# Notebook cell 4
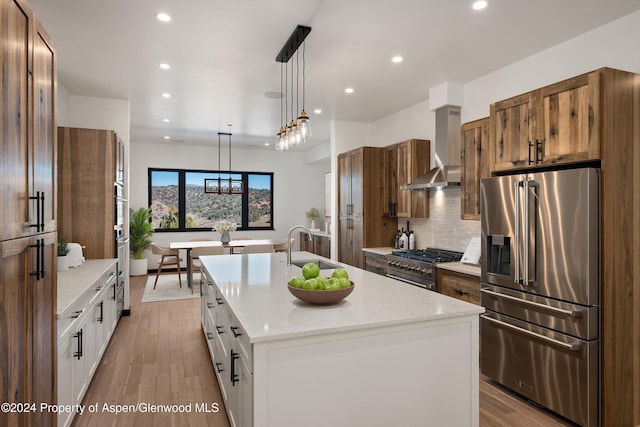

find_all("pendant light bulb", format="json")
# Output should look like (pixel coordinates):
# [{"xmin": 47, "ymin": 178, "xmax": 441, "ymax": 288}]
[{"xmin": 297, "ymin": 109, "xmax": 311, "ymax": 142}]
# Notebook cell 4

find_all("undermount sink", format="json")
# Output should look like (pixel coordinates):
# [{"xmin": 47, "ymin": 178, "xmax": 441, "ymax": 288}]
[{"xmin": 291, "ymin": 259, "xmax": 341, "ymax": 270}]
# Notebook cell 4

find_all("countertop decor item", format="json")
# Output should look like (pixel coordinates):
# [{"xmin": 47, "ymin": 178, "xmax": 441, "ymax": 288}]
[
  {"xmin": 57, "ymin": 234, "xmax": 71, "ymax": 272},
  {"xmin": 305, "ymin": 207, "xmax": 320, "ymax": 229},
  {"xmin": 287, "ymin": 281, "xmax": 354, "ymax": 305}
]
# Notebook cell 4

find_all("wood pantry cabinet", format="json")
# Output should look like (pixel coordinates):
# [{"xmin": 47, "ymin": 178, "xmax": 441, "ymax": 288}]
[
  {"xmin": 460, "ymin": 118, "xmax": 490, "ymax": 220},
  {"xmin": 382, "ymin": 139, "xmax": 430, "ymax": 218},
  {"xmin": 58, "ymin": 127, "xmax": 125, "ymax": 260},
  {"xmin": 490, "ymin": 69, "xmax": 602, "ymax": 172},
  {"xmin": 338, "ymin": 147, "xmax": 396, "ymax": 268},
  {"xmin": 0, "ymin": 1, "xmax": 57, "ymax": 426}
]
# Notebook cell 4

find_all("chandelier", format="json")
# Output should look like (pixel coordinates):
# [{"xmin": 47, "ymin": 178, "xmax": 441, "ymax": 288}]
[
  {"xmin": 204, "ymin": 132, "xmax": 242, "ymax": 194},
  {"xmin": 275, "ymin": 25, "xmax": 311, "ymax": 151}
]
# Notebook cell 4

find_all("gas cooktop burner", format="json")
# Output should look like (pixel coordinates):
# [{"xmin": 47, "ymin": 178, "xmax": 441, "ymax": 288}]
[{"xmin": 391, "ymin": 248, "xmax": 463, "ymax": 263}]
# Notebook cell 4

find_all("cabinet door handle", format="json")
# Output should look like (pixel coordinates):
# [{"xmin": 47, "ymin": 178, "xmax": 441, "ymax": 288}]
[
  {"xmin": 528, "ymin": 141, "xmax": 535, "ymax": 165},
  {"xmin": 29, "ymin": 191, "xmax": 43, "ymax": 232},
  {"xmin": 216, "ymin": 298, "xmax": 224, "ymax": 305},
  {"xmin": 95, "ymin": 285, "xmax": 104, "ymax": 292},
  {"xmin": 230, "ymin": 350, "xmax": 240, "ymax": 386},
  {"xmin": 74, "ymin": 329, "xmax": 83, "ymax": 360},
  {"xmin": 453, "ymin": 288, "xmax": 469, "ymax": 297},
  {"xmin": 112, "ymin": 284, "xmax": 117, "ymax": 301},
  {"xmin": 535, "ymin": 139, "xmax": 542, "ymax": 163},
  {"xmin": 30, "ymin": 239, "xmax": 42, "ymax": 280},
  {"xmin": 206, "ymin": 332, "xmax": 214, "ymax": 340},
  {"xmin": 215, "ymin": 362, "xmax": 224, "ymax": 373},
  {"xmin": 207, "ymin": 302, "xmax": 214, "ymax": 309},
  {"xmin": 230, "ymin": 326, "xmax": 242, "ymax": 338},
  {"xmin": 216, "ymin": 326, "xmax": 224, "ymax": 335},
  {"xmin": 98, "ymin": 301, "xmax": 104, "ymax": 323},
  {"xmin": 70, "ymin": 310, "xmax": 84, "ymax": 319}
]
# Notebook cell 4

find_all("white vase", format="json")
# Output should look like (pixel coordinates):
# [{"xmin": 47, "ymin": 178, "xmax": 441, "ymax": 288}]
[
  {"xmin": 130, "ymin": 258, "xmax": 148, "ymax": 276},
  {"xmin": 220, "ymin": 231, "xmax": 231, "ymax": 244},
  {"xmin": 57, "ymin": 256, "xmax": 69, "ymax": 272},
  {"xmin": 310, "ymin": 219, "xmax": 316, "ymax": 230}
]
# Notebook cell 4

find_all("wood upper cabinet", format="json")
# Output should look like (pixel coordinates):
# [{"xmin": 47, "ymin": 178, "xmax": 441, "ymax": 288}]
[
  {"xmin": 0, "ymin": 0, "xmax": 56, "ymax": 241},
  {"xmin": 461, "ymin": 118, "xmax": 490, "ymax": 220},
  {"xmin": 490, "ymin": 69, "xmax": 602, "ymax": 172},
  {"xmin": 489, "ymin": 91, "xmax": 538, "ymax": 171},
  {"xmin": 382, "ymin": 139, "xmax": 430, "ymax": 218},
  {"xmin": 338, "ymin": 147, "xmax": 395, "ymax": 268}
]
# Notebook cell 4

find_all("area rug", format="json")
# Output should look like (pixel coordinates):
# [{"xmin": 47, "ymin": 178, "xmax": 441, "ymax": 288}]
[{"xmin": 141, "ymin": 274, "xmax": 201, "ymax": 303}]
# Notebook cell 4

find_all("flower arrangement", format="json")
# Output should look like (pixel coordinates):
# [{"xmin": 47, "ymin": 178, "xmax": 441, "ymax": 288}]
[
  {"xmin": 213, "ymin": 220, "xmax": 238, "ymax": 233},
  {"xmin": 305, "ymin": 207, "xmax": 320, "ymax": 220}
]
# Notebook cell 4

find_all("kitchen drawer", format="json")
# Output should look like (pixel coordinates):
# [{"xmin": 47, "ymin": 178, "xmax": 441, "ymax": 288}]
[
  {"xmin": 437, "ymin": 268, "xmax": 480, "ymax": 305},
  {"xmin": 228, "ymin": 311, "xmax": 252, "ymax": 370},
  {"xmin": 364, "ymin": 251, "xmax": 389, "ymax": 276}
]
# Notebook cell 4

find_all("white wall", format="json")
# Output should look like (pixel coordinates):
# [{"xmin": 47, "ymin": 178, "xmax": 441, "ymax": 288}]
[
  {"xmin": 463, "ymin": 9, "xmax": 640, "ymax": 122},
  {"xmin": 129, "ymin": 142, "xmax": 327, "ymax": 267}
]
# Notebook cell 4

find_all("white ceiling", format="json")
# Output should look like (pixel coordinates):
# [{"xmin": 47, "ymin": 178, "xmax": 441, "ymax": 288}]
[{"xmin": 29, "ymin": 0, "xmax": 640, "ymax": 151}]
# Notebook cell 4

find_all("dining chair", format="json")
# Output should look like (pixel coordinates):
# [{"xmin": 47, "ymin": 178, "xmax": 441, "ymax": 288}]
[
  {"xmin": 273, "ymin": 238, "xmax": 294, "ymax": 253},
  {"xmin": 150, "ymin": 242, "xmax": 183, "ymax": 289},
  {"xmin": 242, "ymin": 244, "xmax": 275, "ymax": 254},
  {"xmin": 191, "ymin": 246, "xmax": 225, "ymax": 292}
]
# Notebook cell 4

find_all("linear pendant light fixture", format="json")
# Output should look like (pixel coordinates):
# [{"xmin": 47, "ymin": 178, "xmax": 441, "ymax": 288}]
[
  {"xmin": 275, "ymin": 25, "xmax": 311, "ymax": 151},
  {"xmin": 205, "ymin": 132, "xmax": 242, "ymax": 194}
]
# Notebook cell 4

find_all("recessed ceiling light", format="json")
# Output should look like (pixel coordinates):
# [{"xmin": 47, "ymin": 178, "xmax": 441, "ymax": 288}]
[
  {"xmin": 391, "ymin": 56, "xmax": 403, "ymax": 63},
  {"xmin": 345, "ymin": 87, "xmax": 354, "ymax": 94},
  {"xmin": 159, "ymin": 63, "xmax": 171, "ymax": 70},
  {"xmin": 162, "ymin": 93, "xmax": 171, "ymax": 98},
  {"xmin": 156, "ymin": 12, "xmax": 171, "ymax": 22},
  {"xmin": 264, "ymin": 142, "xmax": 270, "ymax": 146},
  {"xmin": 162, "ymin": 118, "xmax": 170, "ymax": 123},
  {"xmin": 164, "ymin": 136, "xmax": 170, "ymax": 140},
  {"xmin": 472, "ymin": 1, "xmax": 488, "ymax": 10},
  {"xmin": 313, "ymin": 109, "xmax": 322, "ymax": 114}
]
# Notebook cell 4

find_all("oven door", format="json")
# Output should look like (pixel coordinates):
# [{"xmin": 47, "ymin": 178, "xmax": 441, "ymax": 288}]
[{"xmin": 481, "ymin": 311, "xmax": 598, "ymax": 427}]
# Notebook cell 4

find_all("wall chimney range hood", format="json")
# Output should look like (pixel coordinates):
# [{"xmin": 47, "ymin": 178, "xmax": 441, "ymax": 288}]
[{"xmin": 401, "ymin": 106, "xmax": 461, "ymax": 190}]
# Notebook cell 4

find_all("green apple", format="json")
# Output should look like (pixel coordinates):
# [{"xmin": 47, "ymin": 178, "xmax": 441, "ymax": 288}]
[
  {"xmin": 316, "ymin": 276, "xmax": 329, "ymax": 289},
  {"xmin": 337, "ymin": 278, "xmax": 351, "ymax": 289},
  {"xmin": 302, "ymin": 262, "xmax": 321, "ymax": 279},
  {"xmin": 331, "ymin": 268, "xmax": 349, "ymax": 280},
  {"xmin": 324, "ymin": 278, "xmax": 341, "ymax": 291},
  {"xmin": 302, "ymin": 278, "xmax": 322, "ymax": 290},
  {"xmin": 290, "ymin": 276, "xmax": 305, "ymax": 288}
]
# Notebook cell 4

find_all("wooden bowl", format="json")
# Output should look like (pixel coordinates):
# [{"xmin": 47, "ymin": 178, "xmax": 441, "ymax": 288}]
[{"xmin": 287, "ymin": 281, "xmax": 355, "ymax": 305}]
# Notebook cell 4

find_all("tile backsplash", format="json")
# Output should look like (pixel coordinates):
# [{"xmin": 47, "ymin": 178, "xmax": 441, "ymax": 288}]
[{"xmin": 408, "ymin": 187, "xmax": 480, "ymax": 252}]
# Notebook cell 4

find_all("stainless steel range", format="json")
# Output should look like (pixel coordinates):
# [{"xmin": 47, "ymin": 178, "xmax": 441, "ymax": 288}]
[{"xmin": 386, "ymin": 248, "xmax": 463, "ymax": 290}]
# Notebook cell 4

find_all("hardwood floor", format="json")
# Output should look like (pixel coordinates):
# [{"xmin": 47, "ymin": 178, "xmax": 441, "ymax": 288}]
[{"xmin": 74, "ymin": 275, "xmax": 576, "ymax": 427}]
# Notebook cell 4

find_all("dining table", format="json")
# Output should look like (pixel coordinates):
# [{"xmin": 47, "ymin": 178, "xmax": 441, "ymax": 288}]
[{"xmin": 169, "ymin": 239, "xmax": 277, "ymax": 290}]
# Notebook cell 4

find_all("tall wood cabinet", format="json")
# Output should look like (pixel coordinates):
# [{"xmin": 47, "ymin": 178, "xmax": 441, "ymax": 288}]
[
  {"xmin": 338, "ymin": 147, "xmax": 396, "ymax": 268},
  {"xmin": 58, "ymin": 127, "xmax": 125, "ymax": 260},
  {"xmin": 0, "ymin": 0, "xmax": 57, "ymax": 425},
  {"xmin": 460, "ymin": 118, "xmax": 490, "ymax": 220},
  {"xmin": 382, "ymin": 139, "xmax": 430, "ymax": 218}
]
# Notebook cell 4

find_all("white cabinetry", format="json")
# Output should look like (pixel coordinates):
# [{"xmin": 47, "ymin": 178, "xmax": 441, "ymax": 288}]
[
  {"xmin": 57, "ymin": 261, "xmax": 118, "ymax": 427},
  {"xmin": 201, "ymin": 268, "xmax": 253, "ymax": 427}
]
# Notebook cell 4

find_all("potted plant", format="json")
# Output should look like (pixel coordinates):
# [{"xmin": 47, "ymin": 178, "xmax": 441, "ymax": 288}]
[
  {"xmin": 305, "ymin": 207, "xmax": 320, "ymax": 230},
  {"xmin": 129, "ymin": 207, "xmax": 154, "ymax": 276},
  {"xmin": 57, "ymin": 234, "xmax": 71, "ymax": 271}
]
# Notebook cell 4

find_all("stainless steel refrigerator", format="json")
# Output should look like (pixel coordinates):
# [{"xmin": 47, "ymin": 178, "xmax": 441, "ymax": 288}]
[{"xmin": 480, "ymin": 167, "xmax": 600, "ymax": 427}]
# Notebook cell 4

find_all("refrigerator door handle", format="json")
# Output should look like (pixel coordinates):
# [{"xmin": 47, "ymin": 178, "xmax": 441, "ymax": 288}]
[
  {"xmin": 523, "ymin": 180, "xmax": 529, "ymax": 286},
  {"xmin": 481, "ymin": 314, "xmax": 583, "ymax": 351},
  {"xmin": 513, "ymin": 181, "xmax": 521, "ymax": 285},
  {"xmin": 480, "ymin": 288, "xmax": 584, "ymax": 317}
]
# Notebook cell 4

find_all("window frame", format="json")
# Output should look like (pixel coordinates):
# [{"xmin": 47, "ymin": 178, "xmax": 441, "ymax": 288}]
[{"xmin": 148, "ymin": 167, "xmax": 274, "ymax": 232}]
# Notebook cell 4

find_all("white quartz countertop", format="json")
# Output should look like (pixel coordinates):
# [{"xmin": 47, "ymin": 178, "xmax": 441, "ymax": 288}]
[
  {"xmin": 309, "ymin": 230, "xmax": 331, "ymax": 238},
  {"xmin": 200, "ymin": 251, "xmax": 483, "ymax": 343},
  {"xmin": 437, "ymin": 261, "xmax": 481, "ymax": 277},
  {"xmin": 362, "ymin": 247, "xmax": 394, "ymax": 255},
  {"xmin": 57, "ymin": 259, "xmax": 117, "ymax": 317}
]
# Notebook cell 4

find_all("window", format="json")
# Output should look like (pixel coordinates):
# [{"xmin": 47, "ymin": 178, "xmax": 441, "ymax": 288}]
[{"xmin": 149, "ymin": 168, "xmax": 273, "ymax": 232}]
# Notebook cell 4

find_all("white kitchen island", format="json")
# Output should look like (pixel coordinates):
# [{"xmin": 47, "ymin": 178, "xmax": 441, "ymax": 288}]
[{"xmin": 199, "ymin": 251, "xmax": 484, "ymax": 427}]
